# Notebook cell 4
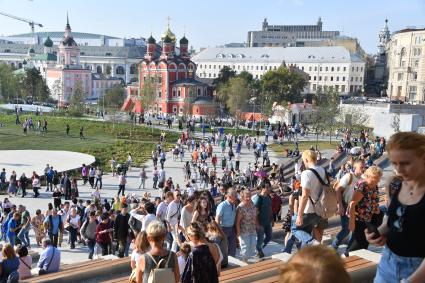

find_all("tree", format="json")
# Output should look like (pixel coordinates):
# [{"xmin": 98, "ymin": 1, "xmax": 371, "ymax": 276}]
[
  {"xmin": 68, "ymin": 80, "xmax": 85, "ymax": 116},
  {"xmin": 213, "ymin": 66, "xmax": 236, "ymax": 87},
  {"xmin": 260, "ymin": 66, "xmax": 307, "ymax": 113},
  {"xmin": 51, "ymin": 78, "xmax": 63, "ymax": 105},
  {"xmin": 391, "ymin": 112, "xmax": 401, "ymax": 133},
  {"xmin": 104, "ymin": 84, "xmax": 125, "ymax": 107},
  {"xmin": 140, "ymin": 74, "xmax": 156, "ymax": 115},
  {"xmin": 0, "ymin": 63, "xmax": 22, "ymax": 102},
  {"xmin": 22, "ymin": 68, "xmax": 49, "ymax": 101},
  {"xmin": 310, "ymin": 87, "xmax": 340, "ymax": 149},
  {"xmin": 218, "ymin": 77, "xmax": 250, "ymax": 125},
  {"xmin": 182, "ymin": 85, "xmax": 196, "ymax": 119}
]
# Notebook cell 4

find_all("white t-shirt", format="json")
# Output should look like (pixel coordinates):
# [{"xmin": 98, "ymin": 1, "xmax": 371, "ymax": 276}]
[
  {"xmin": 301, "ymin": 165, "xmax": 327, "ymax": 214},
  {"xmin": 156, "ymin": 201, "xmax": 168, "ymax": 221},
  {"xmin": 178, "ymin": 255, "xmax": 187, "ymax": 276},
  {"xmin": 141, "ymin": 214, "xmax": 156, "ymax": 231},
  {"xmin": 69, "ymin": 215, "xmax": 80, "ymax": 228},
  {"xmin": 131, "ymin": 250, "xmax": 143, "ymax": 268},
  {"xmin": 339, "ymin": 173, "xmax": 361, "ymax": 205}
]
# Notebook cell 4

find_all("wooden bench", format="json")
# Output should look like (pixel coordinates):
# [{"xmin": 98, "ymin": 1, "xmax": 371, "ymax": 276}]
[
  {"xmin": 250, "ymin": 255, "xmax": 376, "ymax": 283},
  {"xmin": 23, "ymin": 257, "xmax": 131, "ymax": 283},
  {"xmin": 219, "ymin": 258, "xmax": 284, "ymax": 283}
]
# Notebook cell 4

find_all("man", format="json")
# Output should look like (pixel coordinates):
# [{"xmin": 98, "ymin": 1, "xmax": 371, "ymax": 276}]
[
  {"xmin": 94, "ymin": 167, "xmax": 103, "ymax": 189},
  {"xmin": 46, "ymin": 166, "xmax": 54, "ymax": 192},
  {"xmin": 165, "ymin": 191, "xmax": 182, "ymax": 251},
  {"xmin": 295, "ymin": 150, "xmax": 328, "ymax": 242},
  {"xmin": 0, "ymin": 168, "xmax": 6, "ymax": 190},
  {"xmin": 156, "ymin": 192, "xmax": 173, "ymax": 222},
  {"xmin": 17, "ymin": 205, "xmax": 31, "ymax": 247},
  {"xmin": 215, "ymin": 188, "xmax": 237, "ymax": 257},
  {"xmin": 66, "ymin": 124, "xmax": 70, "ymax": 136},
  {"xmin": 44, "ymin": 209, "xmax": 63, "ymax": 247},
  {"xmin": 7, "ymin": 212, "xmax": 21, "ymax": 246},
  {"xmin": 60, "ymin": 173, "xmax": 71, "ymax": 200},
  {"xmin": 58, "ymin": 202, "xmax": 70, "ymax": 247},
  {"xmin": 118, "ymin": 172, "xmax": 126, "ymax": 196},
  {"xmin": 114, "ymin": 204, "xmax": 130, "ymax": 258},
  {"xmin": 332, "ymin": 160, "xmax": 365, "ymax": 249},
  {"xmin": 38, "ymin": 239, "xmax": 60, "ymax": 274},
  {"xmin": 253, "ymin": 185, "xmax": 273, "ymax": 258},
  {"xmin": 128, "ymin": 203, "xmax": 144, "ymax": 236}
]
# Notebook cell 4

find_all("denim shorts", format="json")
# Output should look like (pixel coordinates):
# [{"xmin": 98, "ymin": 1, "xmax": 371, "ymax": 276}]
[{"xmin": 374, "ymin": 246, "xmax": 423, "ymax": 283}]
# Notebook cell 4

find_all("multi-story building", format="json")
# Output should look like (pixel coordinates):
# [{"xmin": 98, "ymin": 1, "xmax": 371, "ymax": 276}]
[
  {"xmin": 122, "ymin": 27, "xmax": 215, "ymax": 117},
  {"xmin": 247, "ymin": 18, "xmax": 340, "ymax": 47},
  {"xmin": 192, "ymin": 46, "xmax": 365, "ymax": 95},
  {"xmin": 386, "ymin": 28, "xmax": 425, "ymax": 103}
]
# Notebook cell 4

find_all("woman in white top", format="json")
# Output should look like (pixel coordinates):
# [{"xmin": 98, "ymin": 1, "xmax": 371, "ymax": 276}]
[
  {"xmin": 130, "ymin": 231, "xmax": 149, "ymax": 269},
  {"xmin": 66, "ymin": 207, "xmax": 81, "ymax": 249}
]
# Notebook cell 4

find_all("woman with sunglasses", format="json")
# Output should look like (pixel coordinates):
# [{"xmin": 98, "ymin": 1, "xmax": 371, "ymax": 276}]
[
  {"xmin": 366, "ymin": 132, "xmax": 425, "ymax": 283},
  {"xmin": 346, "ymin": 165, "xmax": 383, "ymax": 254}
]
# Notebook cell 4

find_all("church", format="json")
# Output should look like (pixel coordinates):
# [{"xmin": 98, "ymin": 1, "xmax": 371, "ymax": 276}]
[{"xmin": 122, "ymin": 26, "xmax": 215, "ymax": 117}]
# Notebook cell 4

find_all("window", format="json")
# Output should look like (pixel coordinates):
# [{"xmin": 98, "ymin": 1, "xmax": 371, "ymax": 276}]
[
  {"xmin": 313, "ymin": 84, "xmax": 316, "ymax": 91},
  {"xmin": 341, "ymin": 85, "xmax": 346, "ymax": 92},
  {"xmin": 173, "ymin": 106, "xmax": 177, "ymax": 113},
  {"xmin": 330, "ymin": 76, "xmax": 333, "ymax": 81},
  {"xmin": 343, "ymin": 67, "xmax": 346, "ymax": 72},
  {"xmin": 336, "ymin": 76, "xmax": 339, "ymax": 81},
  {"xmin": 116, "ymin": 66, "xmax": 125, "ymax": 75},
  {"xmin": 313, "ymin": 76, "xmax": 316, "ymax": 81},
  {"xmin": 331, "ymin": 67, "xmax": 334, "ymax": 72},
  {"xmin": 337, "ymin": 67, "xmax": 340, "ymax": 71},
  {"xmin": 301, "ymin": 66, "xmax": 304, "ymax": 71},
  {"xmin": 414, "ymin": 60, "xmax": 419, "ymax": 68},
  {"xmin": 320, "ymin": 67, "xmax": 322, "ymax": 71},
  {"xmin": 342, "ymin": 77, "xmax": 346, "ymax": 81},
  {"xmin": 324, "ymin": 76, "xmax": 328, "ymax": 81},
  {"xmin": 308, "ymin": 76, "xmax": 311, "ymax": 80},
  {"xmin": 130, "ymin": 64, "xmax": 136, "ymax": 74},
  {"xmin": 213, "ymin": 65, "xmax": 216, "ymax": 69},
  {"xmin": 172, "ymin": 89, "xmax": 176, "ymax": 97},
  {"xmin": 413, "ymin": 72, "xmax": 418, "ymax": 81},
  {"xmin": 409, "ymin": 86, "xmax": 417, "ymax": 101},
  {"xmin": 398, "ymin": 73, "xmax": 403, "ymax": 81},
  {"xmin": 355, "ymin": 77, "xmax": 358, "ymax": 82},
  {"xmin": 356, "ymin": 67, "xmax": 359, "ymax": 72},
  {"xmin": 351, "ymin": 77, "xmax": 353, "ymax": 82},
  {"xmin": 198, "ymin": 88, "xmax": 201, "ymax": 96},
  {"xmin": 325, "ymin": 67, "xmax": 328, "ymax": 71},
  {"xmin": 256, "ymin": 66, "xmax": 259, "ymax": 70},
  {"xmin": 319, "ymin": 76, "xmax": 322, "ymax": 81},
  {"xmin": 158, "ymin": 91, "xmax": 162, "ymax": 98},
  {"xmin": 314, "ymin": 67, "xmax": 317, "ymax": 71},
  {"xmin": 309, "ymin": 66, "xmax": 312, "ymax": 71},
  {"xmin": 177, "ymin": 90, "xmax": 181, "ymax": 97},
  {"xmin": 260, "ymin": 66, "xmax": 263, "ymax": 70},
  {"xmin": 335, "ymin": 85, "xmax": 339, "ymax": 91}
]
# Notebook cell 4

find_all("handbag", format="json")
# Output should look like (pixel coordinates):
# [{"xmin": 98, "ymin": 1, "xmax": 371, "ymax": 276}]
[{"xmin": 128, "ymin": 268, "xmax": 137, "ymax": 283}]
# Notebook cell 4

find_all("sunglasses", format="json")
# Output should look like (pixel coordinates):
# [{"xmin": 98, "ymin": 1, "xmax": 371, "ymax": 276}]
[
  {"xmin": 176, "ymin": 194, "xmax": 181, "ymax": 197},
  {"xmin": 393, "ymin": 205, "xmax": 406, "ymax": 232}
]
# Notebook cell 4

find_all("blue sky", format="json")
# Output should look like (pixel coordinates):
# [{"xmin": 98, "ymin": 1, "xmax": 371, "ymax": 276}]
[{"xmin": 0, "ymin": 0, "xmax": 424, "ymax": 54}]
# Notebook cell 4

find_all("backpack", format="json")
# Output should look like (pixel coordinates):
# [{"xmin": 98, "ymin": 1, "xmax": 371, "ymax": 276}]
[
  {"xmin": 308, "ymin": 168, "xmax": 338, "ymax": 219},
  {"xmin": 7, "ymin": 270, "xmax": 19, "ymax": 283},
  {"xmin": 146, "ymin": 252, "xmax": 174, "ymax": 283}
]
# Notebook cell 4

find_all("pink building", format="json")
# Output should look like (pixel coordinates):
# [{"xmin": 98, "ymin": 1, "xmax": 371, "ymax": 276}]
[{"xmin": 46, "ymin": 15, "xmax": 91, "ymax": 105}]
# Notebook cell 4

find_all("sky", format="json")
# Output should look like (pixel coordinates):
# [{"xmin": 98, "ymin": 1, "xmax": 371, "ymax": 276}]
[{"xmin": 0, "ymin": 0, "xmax": 424, "ymax": 54}]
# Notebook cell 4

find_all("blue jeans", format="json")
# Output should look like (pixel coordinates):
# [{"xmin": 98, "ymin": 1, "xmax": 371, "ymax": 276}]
[
  {"xmin": 222, "ymin": 226, "xmax": 237, "ymax": 257},
  {"xmin": 283, "ymin": 214, "xmax": 315, "ymax": 254},
  {"xmin": 17, "ymin": 226, "xmax": 30, "ymax": 247},
  {"xmin": 239, "ymin": 233, "xmax": 256, "ymax": 260},
  {"xmin": 256, "ymin": 224, "xmax": 272, "ymax": 253},
  {"xmin": 374, "ymin": 246, "xmax": 423, "ymax": 283},
  {"xmin": 331, "ymin": 214, "xmax": 349, "ymax": 249},
  {"xmin": 7, "ymin": 234, "xmax": 16, "ymax": 247},
  {"xmin": 87, "ymin": 239, "xmax": 95, "ymax": 259}
]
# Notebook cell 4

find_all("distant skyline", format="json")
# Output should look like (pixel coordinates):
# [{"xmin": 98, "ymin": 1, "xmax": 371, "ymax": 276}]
[{"xmin": 0, "ymin": 0, "xmax": 424, "ymax": 54}]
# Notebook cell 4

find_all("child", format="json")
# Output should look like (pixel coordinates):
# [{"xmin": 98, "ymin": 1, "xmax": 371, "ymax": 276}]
[{"xmin": 177, "ymin": 242, "xmax": 191, "ymax": 276}]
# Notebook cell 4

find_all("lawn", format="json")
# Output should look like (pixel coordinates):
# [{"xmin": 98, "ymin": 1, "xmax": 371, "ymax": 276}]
[
  {"xmin": 0, "ymin": 114, "xmax": 180, "ymax": 170},
  {"xmin": 270, "ymin": 140, "xmax": 338, "ymax": 156}
]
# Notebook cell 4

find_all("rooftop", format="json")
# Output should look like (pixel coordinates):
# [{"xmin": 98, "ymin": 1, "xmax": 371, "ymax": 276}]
[
  {"xmin": 6, "ymin": 31, "xmax": 121, "ymax": 40},
  {"xmin": 192, "ymin": 46, "xmax": 363, "ymax": 63}
]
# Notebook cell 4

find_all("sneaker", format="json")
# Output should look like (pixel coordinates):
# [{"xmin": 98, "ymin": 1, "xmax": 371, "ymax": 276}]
[{"xmin": 257, "ymin": 251, "xmax": 265, "ymax": 258}]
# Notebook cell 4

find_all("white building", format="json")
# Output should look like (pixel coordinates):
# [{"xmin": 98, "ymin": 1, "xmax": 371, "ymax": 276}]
[{"xmin": 192, "ymin": 46, "xmax": 365, "ymax": 94}]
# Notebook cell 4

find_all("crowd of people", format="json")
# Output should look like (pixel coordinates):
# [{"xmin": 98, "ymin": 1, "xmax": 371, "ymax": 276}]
[{"xmin": 0, "ymin": 120, "xmax": 424, "ymax": 283}]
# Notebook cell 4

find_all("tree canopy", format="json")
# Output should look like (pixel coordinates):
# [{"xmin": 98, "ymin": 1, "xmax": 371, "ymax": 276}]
[
  {"xmin": 104, "ymin": 84, "xmax": 125, "ymax": 107},
  {"xmin": 213, "ymin": 66, "xmax": 236, "ymax": 87}
]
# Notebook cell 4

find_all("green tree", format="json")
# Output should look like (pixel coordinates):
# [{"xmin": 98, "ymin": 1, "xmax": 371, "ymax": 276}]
[
  {"xmin": 140, "ymin": 74, "xmax": 157, "ymax": 114},
  {"xmin": 0, "ymin": 63, "xmax": 21, "ymax": 102},
  {"xmin": 68, "ymin": 80, "xmax": 85, "ymax": 116},
  {"xmin": 218, "ymin": 77, "xmax": 250, "ymax": 125},
  {"xmin": 213, "ymin": 66, "xmax": 236, "ymax": 87},
  {"xmin": 260, "ymin": 66, "xmax": 307, "ymax": 113},
  {"xmin": 310, "ymin": 87, "xmax": 340, "ymax": 148},
  {"xmin": 104, "ymin": 84, "xmax": 125, "ymax": 107},
  {"xmin": 22, "ymin": 68, "xmax": 49, "ymax": 101}
]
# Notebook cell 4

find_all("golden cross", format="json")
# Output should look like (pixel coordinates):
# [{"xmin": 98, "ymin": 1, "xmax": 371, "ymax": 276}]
[{"xmin": 166, "ymin": 16, "xmax": 171, "ymax": 29}]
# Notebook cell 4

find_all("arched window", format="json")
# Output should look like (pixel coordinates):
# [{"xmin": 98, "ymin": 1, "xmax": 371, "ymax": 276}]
[
  {"xmin": 130, "ymin": 64, "xmax": 137, "ymax": 74},
  {"xmin": 105, "ymin": 65, "xmax": 112, "ymax": 75},
  {"xmin": 197, "ymin": 88, "xmax": 201, "ymax": 96},
  {"xmin": 96, "ymin": 66, "xmax": 102, "ymax": 74},
  {"xmin": 399, "ymin": 47, "xmax": 406, "ymax": 67},
  {"xmin": 116, "ymin": 66, "xmax": 125, "ymax": 75}
]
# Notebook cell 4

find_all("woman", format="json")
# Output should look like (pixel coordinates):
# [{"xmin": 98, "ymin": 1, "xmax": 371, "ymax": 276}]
[
  {"xmin": 138, "ymin": 168, "xmax": 147, "ymax": 190},
  {"xmin": 181, "ymin": 222, "xmax": 219, "ymax": 283},
  {"xmin": 0, "ymin": 243, "xmax": 19, "ymax": 282},
  {"xmin": 366, "ymin": 132, "xmax": 425, "ymax": 283},
  {"xmin": 66, "ymin": 207, "xmax": 81, "ymax": 249},
  {"xmin": 346, "ymin": 165, "xmax": 382, "ymax": 254},
  {"xmin": 191, "ymin": 197, "xmax": 212, "ymax": 227},
  {"xmin": 235, "ymin": 190, "xmax": 257, "ymax": 262},
  {"xmin": 16, "ymin": 245, "xmax": 32, "ymax": 280},
  {"xmin": 31, "ymin": 209, "xmax": 45, "ymax": 246},
  {"xmin": 206, "ymin": 221, "xmax": 228, "ymax": 268},
  {"xmin": 31, "ymin": 172, "xmax": 41, "ymax": 198},
  {"xmin": 71, "ymin": 178, "xmax": 79, "ymax": 199},
  {"xmin": 136, "ymin": 221, "xmax": 179, "ymax": 283},
  {"xmin": 129, "ymin": 231, "xmax": 149, "ymax": 282},
  {"xmin": 180, "ymin": 195, "xmax": 196, "ymax": 231},
  {"xmin": 8, "ymin": 171, "xmax": 17, "ymax": 197},
  {"xmin": 96, "ymin": 213, "xmax": 113, "ymax": 256}
]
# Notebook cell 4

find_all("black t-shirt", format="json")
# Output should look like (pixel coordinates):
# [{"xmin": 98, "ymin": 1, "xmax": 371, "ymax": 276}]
[{"xmin": 386, "ymin": 180, "xmax": 425, "ymax": 257}]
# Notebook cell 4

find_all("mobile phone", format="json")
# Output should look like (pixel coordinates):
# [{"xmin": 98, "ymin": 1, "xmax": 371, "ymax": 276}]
[{"xmin": 366, "ymin": 223, "xmax": 381, "ymax": 239}]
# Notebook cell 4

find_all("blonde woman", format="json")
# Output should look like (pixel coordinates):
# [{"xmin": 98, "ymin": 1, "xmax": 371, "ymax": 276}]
[
  {"xmin": 31, "ymin": 209, "xmax": 45, "ymax": 246},
  {"xmin": 346, "ymin": 165, "xmax": 382, "ymax": 254},
  {"xmin": 0, "ymin": 243, "xmax": 19, "ymax": 281},
  {"xmin": 366, "ymin": 132, "xmax": 425, "ymax": 283}
]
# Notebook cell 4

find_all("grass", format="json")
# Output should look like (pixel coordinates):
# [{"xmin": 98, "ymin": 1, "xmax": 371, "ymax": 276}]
[
  {"xmin": 270, "ymin": 140, "xmax": 338, "ymax": 156},
  {"xmin": 0, "ymin": 114, "xmax": 179, "ymax": 170}
]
